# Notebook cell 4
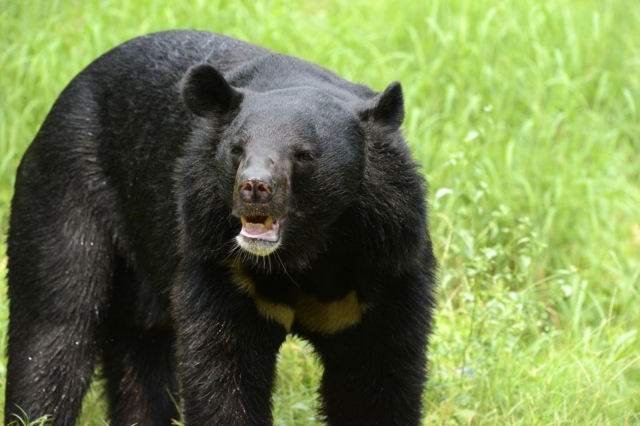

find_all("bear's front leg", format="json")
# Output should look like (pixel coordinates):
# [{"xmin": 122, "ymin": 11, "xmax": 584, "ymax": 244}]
[
  {"xmin": 309, "ymin": 274, "xmax": 434, "ymax": 426},
  {"xmin": 172, "ymin": 263, "xmax": 288, "ymax": 426}
]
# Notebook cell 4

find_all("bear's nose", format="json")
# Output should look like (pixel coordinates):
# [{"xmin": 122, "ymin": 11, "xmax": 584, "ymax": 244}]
[{"xmin": 238, "ymin": 173, "xmax": 275, "ymax": 204}]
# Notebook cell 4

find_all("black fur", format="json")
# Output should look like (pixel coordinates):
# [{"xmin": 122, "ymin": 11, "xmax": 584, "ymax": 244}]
[{"xmin": 5, "ymin": 30, "xmax": 437, "ymax": 426}]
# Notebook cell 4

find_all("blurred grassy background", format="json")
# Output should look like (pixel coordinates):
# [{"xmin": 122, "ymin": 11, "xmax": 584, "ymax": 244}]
[{"xmin": 1, "ymin": 0, "xmax": 639, "ymax": 424}]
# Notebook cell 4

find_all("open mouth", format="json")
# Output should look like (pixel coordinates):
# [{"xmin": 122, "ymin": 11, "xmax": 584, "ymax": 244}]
[{"xmin": 236, "ymin": 215, "xmax": 281, "ymax": 256}]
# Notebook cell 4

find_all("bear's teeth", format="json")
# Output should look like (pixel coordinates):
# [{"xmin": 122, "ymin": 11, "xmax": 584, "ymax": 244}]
[
  {"xmin": 241, "ymin": 215, "xmax": 275, "ymax": 229},
  {"xmin": 241, "ymin": 215, "xmax": 271, "ymax": 229}
]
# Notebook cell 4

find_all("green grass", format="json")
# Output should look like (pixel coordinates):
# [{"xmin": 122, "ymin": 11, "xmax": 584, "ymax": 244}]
[{"xmin": 1, "ymin": 0, "xmax": 640, "ymax": 424}]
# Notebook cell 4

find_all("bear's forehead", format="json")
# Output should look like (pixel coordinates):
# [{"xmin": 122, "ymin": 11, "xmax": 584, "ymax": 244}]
[
  {"xmin": 234, "ymin": 90, "xmax": 360, "ymax": 137},
  {"xmin": 244, "ymin": 87, "xmax": 354, "ymax": 115}
]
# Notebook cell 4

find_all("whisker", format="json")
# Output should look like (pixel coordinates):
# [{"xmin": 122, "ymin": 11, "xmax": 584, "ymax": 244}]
[{"xmin": 275, "ymin": 251, "xmax": 299, "ymax": 287}]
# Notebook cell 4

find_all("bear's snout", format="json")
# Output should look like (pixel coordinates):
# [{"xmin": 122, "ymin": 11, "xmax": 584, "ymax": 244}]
[{"xmin": 238, "ymin": 171, "xmax": 275, "ymax": 204}]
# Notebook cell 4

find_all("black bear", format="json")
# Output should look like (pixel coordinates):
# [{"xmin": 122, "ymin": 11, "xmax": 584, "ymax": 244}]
[{"xmin": 5, "ymin": 30, "xmax": 437, "ymax": 426}]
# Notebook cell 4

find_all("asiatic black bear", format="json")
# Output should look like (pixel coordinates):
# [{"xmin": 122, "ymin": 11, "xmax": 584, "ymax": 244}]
[{"xmin": 5, "ymin": 30, "xmax": 437, "ymax": 426}]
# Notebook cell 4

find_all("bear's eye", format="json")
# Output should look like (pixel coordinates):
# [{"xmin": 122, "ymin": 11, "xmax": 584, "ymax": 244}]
[
  {"xmin": 296, "ymin": 151, "xmax": 314, "ymax": 162},
  {"xmin": 231, "ymin": 146, "xmax": 244, "ymax": 156}
]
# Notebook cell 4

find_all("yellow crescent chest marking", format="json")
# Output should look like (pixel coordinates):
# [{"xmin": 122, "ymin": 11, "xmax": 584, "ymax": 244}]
[
  {"xmin": 228, "ymin": 264, "xmax": 296, "ymax": 332},
  {"xmin": 294, "ymin": 289, "xmax": 368, "ymax": 334},
  {"xmin": 228, "ymin": 263, "xmax": 368, "ymax": 334}
]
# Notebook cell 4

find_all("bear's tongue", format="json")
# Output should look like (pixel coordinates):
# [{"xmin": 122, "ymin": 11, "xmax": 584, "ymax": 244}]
[{"xmin": 240, "ymin": 215, "xmax": 279, "ymax": 241}]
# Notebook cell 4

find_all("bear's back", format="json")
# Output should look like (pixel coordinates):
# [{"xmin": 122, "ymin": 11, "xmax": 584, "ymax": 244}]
[
  {"xmin": 89, "ymin": 30, "xmax": 270, "ymax": 79},
  {"xmin": 85, "ymin": 30, "xmax": 373, "ymax": 101}
]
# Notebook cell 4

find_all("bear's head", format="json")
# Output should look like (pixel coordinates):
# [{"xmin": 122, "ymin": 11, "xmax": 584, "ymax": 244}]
[{"xmin": 179, "ymin": 63, "xmax": 420, "ymax": 272}]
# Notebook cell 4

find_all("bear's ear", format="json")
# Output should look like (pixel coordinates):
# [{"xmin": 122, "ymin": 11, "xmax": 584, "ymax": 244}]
[
  {"xmin": 181, "ymin": 64, "xmax": 243, "ymax": 119},
  {"xmin": 354, "ymin": 81, "xmax": 405, "ymax": 132}
]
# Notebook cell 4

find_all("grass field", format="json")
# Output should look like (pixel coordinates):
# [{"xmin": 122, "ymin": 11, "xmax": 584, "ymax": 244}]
[{"xmin": 1, "ymin": 0, "xmax": 640, "ymax": 424}]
